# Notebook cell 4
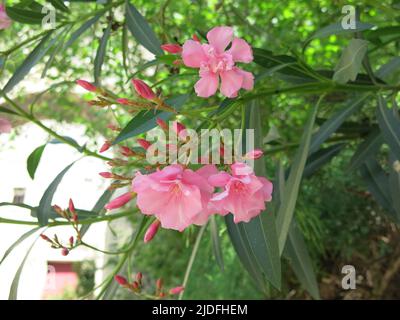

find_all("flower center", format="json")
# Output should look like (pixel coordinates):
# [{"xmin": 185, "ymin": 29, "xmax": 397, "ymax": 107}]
[
  {"xmin": 200, "ymin": 46, "xmax": 234, "ymax": 74},
  {"xmin": 231, "ymin": 180, "xmax": 247, "ymax": 193}
]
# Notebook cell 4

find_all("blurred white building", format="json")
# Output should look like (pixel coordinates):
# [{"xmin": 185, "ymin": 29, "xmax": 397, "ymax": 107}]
[{"xmin": 0, "ymin": 121, "xmax": 112, "ymax": 299}]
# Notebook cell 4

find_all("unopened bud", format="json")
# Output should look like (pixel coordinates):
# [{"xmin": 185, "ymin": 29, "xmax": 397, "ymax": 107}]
[
  {"xmin": 137, "ymin": 138, "xmax": 151, "ymax": 150},
  {"xmin": 244, "ymin": 149, "xmax": 263, "ymax": 160},
  {"xmin": 61, "ymin": 248, "xmax": 69, "ymax": 256},
  {"xmin": 131, "ymin": 79, "xmax": 156, "ymax": 100},
  {"xmin": 156, "ymin": 278, "xmax": 163, "ymax": 291},
  {"xmin": 40, "ymin": 234, "xmax": 51, "ymax": 242},
  {"xmin": 156, "ymin": 118, "xmax": 168, "ymax": 130},
  {"xmin": 100, "ymin": 141, "xmax": 111, "ymax": 153},
  {"xmin": 107, "ymin": 124, "xmax": 120, "ymax": 131},
  {"xmin": 144, "ymin": 220, "xmax": 161, "ymax": 243},
  {"xmin": 99, "ymin": 172, "xmax": 114, "ymax": 179},
  {"xmin": 132, "ymin": 281, "xmax": 140, "ymax": 291},
  {"xmin": 105, "ymin": 192, "xmax": 134, "ymax": 210},
  {"xmin": 136, "ymin": 272, "xmax": 143, "ymax": 284},
  {"xmin": 116, "ymin": 98, "xmax": 131, "ymax": 105},
  {"xmin": 69, "ymin": 236, "xmax": 74, "ymax": 247},
  {"xmin": 53, "ymin": 205, "xmax": 65, "ymax": 217},
  {"xmin": 192, "ymin": 34, "xmax": 200, "ymax": 42},
  {"xmin": 161, "ymin": 43, "xmax": 182, "ymax": 54},
  {"xmin": 169, "ymin": 286, "xmax": 184, "ymax": 295},
  {"xmin": 114, "ymin": 275, "xmax": 128, "ymax": 286},
  {"xmin": 69, "ymin": 199, "xmax": 76, "ymax": 214},
  {"xmin": 120, "ymin": 146, "xmax": 136, "ymax": 157},
  {"xmin": 76, "ymin": 80, "xmax": 97, "ymax": 92}
]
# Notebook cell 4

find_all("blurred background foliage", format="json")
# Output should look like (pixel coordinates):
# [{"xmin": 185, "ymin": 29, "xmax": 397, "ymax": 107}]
[{"xmin": 1, "ymin": 0, "xmax": 400, "ymax": 299}]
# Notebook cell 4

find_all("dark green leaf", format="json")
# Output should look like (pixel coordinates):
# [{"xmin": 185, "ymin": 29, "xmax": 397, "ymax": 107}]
[
  {"xmin": 6, "ymin": 6, "xmax": 45, "ymax": 24},
  {"xmin": 389, "ymin": 153, "xmax": 400, "ymax": 222},
  {"xmin": 113, "ymin": 94, "xmax": 189, "ymax": 144},
  {"xmin": 49, "ymin": 0, "xmax": 70, "ymax": 12},
  {"xmin": 349, "ymin": 129, "xmax": 383, "ymax": 171},
  {"xmin": 125, "ymin": 2, "xmax": 163, "ymax": 56},
  {"xmin": 0, "ymin": 106, "xmax": 19, "ymax": 115},
  {"xmin": 376, "ymin": 57, "xmax": 400, "ymax": 83},
  {"xmin": 37, "ymin": 161, "xmax": 76, "ymax": 226},
  {"xmin": 27, "ymin": 144, "xmax": 46, "ymax": 180},
  {"xmin": 3, "ymin": 32, "xmax": 55, "ymax": 93},
  {"xmin": 303, "ymin": 143, "xmax": 345, "ymax": 178},
  {"xmin": 333, "ymin": 39, "xmax": 369, "ymax": 84},
  {"xmin": 276, "ymin": 103, "xmax": 318, "ymax": 254},
  {"xmin": 64, "ymin": 14, "xmax": 102, "ymax": 49},
  {"xmin": 94, "ymin": 22, "xmax": 112, "ymax": 85},
  {"xmin": 310, "ymin": 94, "xmax": 368, "ymax": 153},
  {"xmin": 210, "ymin": 215, "xmax": 224, "ymax": 272}
]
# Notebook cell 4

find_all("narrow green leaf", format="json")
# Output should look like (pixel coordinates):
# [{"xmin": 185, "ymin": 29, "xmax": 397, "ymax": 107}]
[
  {"xmin": 349, "ymin": 129, "xmax": 383, "ymax": 171},
  {"xmin": 9, "ymin": 232, "xmax": 42, "ymax": 300},
  {"xmin": 49, "ymin": 0, "xmax": 70, "ymax": 12},
  {"xmin": 283, "ymin": 221, "xmax": 320, "ymax": 299},
  {"xmin": 0, "ymin": 106, "xmax": 19, "ymax": 115},
  {"xmin": 64, "ymin": 14, "xmax": 102, "ymax": 49},
  {"xmin": 125, "ymin": 2, "xmax": 163, "ymax": 56},
  {"xmin": 113, "ymin": 94, "xmax": 189, "ymax": 144},
  {"xmin": 303, "ymin": 143, "xmax": 345, "ymax": 178},
  {"xmin": 94, "ymin": 22, "xmax": 112, "ymax": 85},
  {"xmin": 27, "ymin": 144, "xmax": 46, "ymax": 180},
  {"xmin": 210, "ymin": 215, "xmax": 224, "ymax": 272},
  {"xmin": 6, "ymin": 6, "xmax": 45, "ymax": 24},
  {"xmin": 0, "ymin": 227, "xmax": 41, "ymax": 265},
  {"xmin": 377, "ymin": 95, "xmax": 400, "ymax": 160},
  {"xmin": 333, "ymin": 39, "xmax": 369, "ymax": 84},
  {"xmin": 3, "ymin": 32, "xmax": 55, "ymax": 93},
  {"xmin": 376, "ymin": 57, "xmax": 400, "ymax": 81},
  {"xmin": 37, "ymin": 161, "xmax": 76, "ymax": 226},
  {"xmin": 310, "ymin": 94, "xmax": 368, "ymax": 153},
  {"xmin": 277, "ymin": 103, "xmax": 318, "ymax": 254}
]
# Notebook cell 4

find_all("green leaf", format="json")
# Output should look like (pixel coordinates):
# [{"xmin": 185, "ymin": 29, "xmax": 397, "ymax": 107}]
[
  {"xmin": 310, "ymin": 94, "xmax": 368, "ymax": 153},
  {"xmin": 113, "ymin": 94, "xmax": 189, "ymax": 144},
  {"xmin": 283, "ymin": 221, "xmax": 320, "ymax": 299},
  {"xmin": 27, "ymin": 144, "xmax": 46, "ymax": 180},
  {"xmin": 49, "ymin": 0, "xmax": 70, "ymax": 12},
  {"xmin": 225, "ymin": 101, "xmax": 281, "ymax": 290},
  {"xmin": 377, "ymin": 95, "xmax": 400, "ymax": 160},
  {"xmin": 125, "ymin": 2, "xmax": 163, "ymax": 56},
  {"xmin": 0, "ymin": 106, "xmax": 19, "ymax": 115},
  {"xmin": 276, "ymin": 103, "xmax": 318, "ymax": 254},
  {"xmin": 333, "ymin": 39, "xmax": 369, "ymax": 84},
  {"xmin": 304, "ymin": 22, "xmax": 374, "ymax": 48},
  {"xmin": 64, "ymin": 14, "xmax": 102, "ymax": 49},
  {"xmin": 210, "ymin": 215, "xmax": 224, "ymax": 272},
  {"xmin": 303, "ymin": 143, "xmax": 345, "ymax": 178},
  {"xmin": 37, "ymin": 161, "xmax": 76, "ymax": 226},
  {"xmin": 3, "ymin": 32, "xmax": 55, "ymax": 93},
  {"xmin": 80, "ymin": 188, "xmax": 114, "ymax": 237},
  {"xmin": 9, "ymin": 232, "xmax": 42, "ymax": 300},
  {"xmin": 376, "ymin": 57, "xmax": 400, "ymax": 83},
  {"xmin": 94, "ymin": 22, "xmax": 112, "ymax": 85},
  {"xmin": 0, "ymin": 227, "xmax": 41, "ymax": 265},
  {"xmin": 389, "ymin": 153, "xmax": 400, "ymax": 222},
  {"xmin": 349, "ymin": 129, "xmax": 383, "ymax": 171},
  {"xmin": 5, "ymin": 6, "xmax": 45, "ymax": 24}
]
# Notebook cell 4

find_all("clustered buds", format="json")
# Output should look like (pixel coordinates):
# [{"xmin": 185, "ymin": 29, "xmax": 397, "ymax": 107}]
[{"xmin": 115, "ymin": 273, "xmax": 184, "ymax": 299}]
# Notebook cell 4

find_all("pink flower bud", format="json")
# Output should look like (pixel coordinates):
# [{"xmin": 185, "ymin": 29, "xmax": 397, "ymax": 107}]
[
  {"xmin": 0, "ymin": 118, "xmax": 12, "ymax": 133},
  {"xmin": 192, "ymin": 34, "xmax": 200, "ymax": 42},
  {"xmin": 99, "ymin": 141, "xmax": 111, "ymax": 153},
  {"xmin": 131, "ymin": 79, "xmax": 156, "ymax": 100},
  {"xmin": 114, "ymin": 275, "xmax": 128, "ymax": 286},
  {"xmin": 144, "ymin": 220, "xmax": 161, "ymax": 243},
  {"xmin": 136, "ymin": 272, "xmax": 143, "ymax": 283},
  {"xmin": 245, "ymin": 149, "xmax": 263, "ymax": 160},
  {"xmin": 132, "ymin": 281, "xmax": 140, "ymax": 290},
  {"xmin": 69, "ymin": 236, "xmax": 74, "ymax": 247},
  {"xmin": 69, "ymin": 199, "xmax": 76, "ymax": 214},
  {"xmin": 99, "ymin": 172, "xmax": 114, "ymax": 179},
  {"xmin": 172, "ymin": 121, "xmax": 186, "ymax": 135},
  {"xmin": 156, "ymin": 118, "xmax": 168, "ymax": 130},
  {"xmin": 107, "ymin": 124, "xmax": 120, "ymax": 131},
  {"xmin": 52, "ymin": 205, "xmax": 64, "ymax": 216},
  {"xmin": 61, "ymin": 248, "xmax": 69, "ymax": 256},
  {"xmin": 76, "ymin": 80, "xmax": 97, "ymax": 92},
  {"xmin": 137, "ymin": 138, "xmax": 151, "ymax": 150},
  {"xmin": 40, "ymin": 234, "xmax": 51, "ymax": 242},
  {"xmin": 156, "ymin": 278, "xmax": 163, "ymax": 291},
  {"xmin": 116, "ymin": 98, "xmax": 131, "ymax": 105},
  {"xmin": 161, "ymin": 43, "xmax": 182, "ymax": 54},
  {"xmin": 169, "ymin": 286, "xmax": 184, "ymax": 295},
  {"xmin": 105, "ymin": 192, "xmax": 134, "ymax": 210},
  {"xmin": 120, "ymin": 146, "xmax": 136, "ymax": 157}
]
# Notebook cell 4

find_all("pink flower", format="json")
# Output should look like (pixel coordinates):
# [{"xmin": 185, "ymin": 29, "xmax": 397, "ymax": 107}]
[
  {"xmin": 132, "ymin": 164, "xmax": 217, "ymax": 231},
  {"xmin": 0, "ymin": 5, "xmax": 11, "ymax": 30},
  {"xmin": 182, "ymin": 26, "xmax": 254, "ymax": 98},
  {"xmin": 169, "ymin": 286, "xmax": 185, "ymax": 295},
  {"xmin": 0, "ymin": 118, "xmax": 12, "ymax": 133},
  {"xmin": 131, "ymin": 79, "xmax": 156, "ymax": 100},
  {"xmin": 244, "ymin": 149, "xmax": 264, "ymax": 160},
  {"xmin": 76, "ymin": 79, "xmax": 97, "ymax": 92},
  {"xmin": 105, "ymin": 192, "xmax": 134, "ymax": 210},
  {"xmin": 161, "ymin": 43, "xmax": 182, "ymax": 54},
  {"xmin": 144, "ymin": 220, "xmax": 161, "ymax": 243},
  {"xmin": 209, "ymin": 162, "xmax": 273, "ymax": 223}
]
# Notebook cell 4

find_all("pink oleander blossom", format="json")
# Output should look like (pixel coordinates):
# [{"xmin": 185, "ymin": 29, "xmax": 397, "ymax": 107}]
[
  {"xmin": 0, "ymin": 5, "xmax": 11, "ymax": 30},
  {"xmin": 209, "ymin": 162, "xmax": 273, "ymax": 223},
  {"xmin": 182, "ymin": 26, "xmax": 254, "ymax": 98},
  {"xmin": 132, "ymin": 164, "xmax": 217, "ymax": 231}
]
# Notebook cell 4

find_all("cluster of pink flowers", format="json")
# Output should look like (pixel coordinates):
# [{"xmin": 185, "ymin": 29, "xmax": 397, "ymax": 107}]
[
  {"xmin": 105, "ymin": 161, "xmax": 272, "ymax": 232},
  {"xmin": 162, "ymin": 26, "xmax": 254, "ymax": 98},
  {"xmin": 0, "ymin": 4, "xmax": 11, "ymax": 30}
]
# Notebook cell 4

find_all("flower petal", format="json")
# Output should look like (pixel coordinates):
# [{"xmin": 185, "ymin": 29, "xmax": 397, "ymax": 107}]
[
  {"xmin": 227, "ymin": 38, "xmax": 253, "ymax": 63},
  {"xmin": 235, "ymin": 67, "xmax": 254, "ymax": 91},
  {"xmin": 182, "ymin": 40, "xmax": 208, "ymax": 68},
  {"xmin": 206, "ymin": 26, "xmax": 233, "ymax": 54},
  {"xmin": 194, "ymin": 72, "xmax": 219, "ymax": 97},
  {"xmin": 220, "ymin": 69, "xmax": 243, "ymax": 98},
  {"xmin": 208, "ymin": 172, "xmax": 231, "ymax": 187}
]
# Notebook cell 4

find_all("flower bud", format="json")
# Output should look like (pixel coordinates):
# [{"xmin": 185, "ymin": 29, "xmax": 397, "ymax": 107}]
[
  {"xmin": 107, "ymin": 124, "xmax": 120, "ymax": 131},
  {"xmin": 61, "ymin": 248, "xmax": 69, "ymax": 256},
  {"xmin": 100, "ymin": 141, "xmax": 111, "ymax": 153},
  {"xmin": 161, "ymin": 43, "xmax": 182, "ymax": 54},
  {"xmin": 105, "ymin": 192, "xmax": 134, "ymax": 210},
  {"xmin": 137, "ymin": 138, "xmax": 151, "ymax": 150},
  {"xmin": 120, "ymin": 146, "xmax": 136, "ymax": 157},
  {"xmin": 69, "ymin": 199, "xmax": 76, "ymax": 214},
  {"xmin": 156, "ymin": 118, "xmax": 168, "ymax": 130},
  {"xmin": 169, "ymin": 286, "xmax": 184, "ymax": 295},
  {"xmin": 144, "ymin": 220, "xmax": 161, "ymax": 243},
  {"xmin": 114, "ymin": 275, "xmax": 128, "ymax": 286},
  {"xmin": 132, "ymin": 281, "xmax": 140, "ymax": 291},
  {"xmin": 116, "ymin": 98, "xmax": 131, "ymax": 105},
  {"xmin": 52, "ymin": 205, "xmax": 65, "ymax": 217},
  {"xmin": 69, "ymin": 236, "xmax": 74, "ymax": 247},
  {"xmin": 245, "ymin": 149, "xmax": 263, "ymax": 160},
  {"xmin": 40, "ymin": 234, "xmax": 51, "ymax": 242},
  {"xmin": 76, "ymin": 80, "xmax": 97, "ymax": 92},
  {"xmin": 192, "ymin": 34, "xmax": 200, "ymax": 42},
  {"xmin": 156, "ymin": 278, "xmax": 163, "ymax": 291},
  {"xmin": 131, "ymin": 79, "xmax": 156, "ymax": 100},
  {"xmin": 172, "ymin": 121, "xmax": 186, "ymax": 136},
  {"xmin": 99, "ymin": 172, "xmax": 114, "ymax": 179},
  {"xmin": 136, "ymin": 272, "xmax": 143, "ymax": 284}
]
